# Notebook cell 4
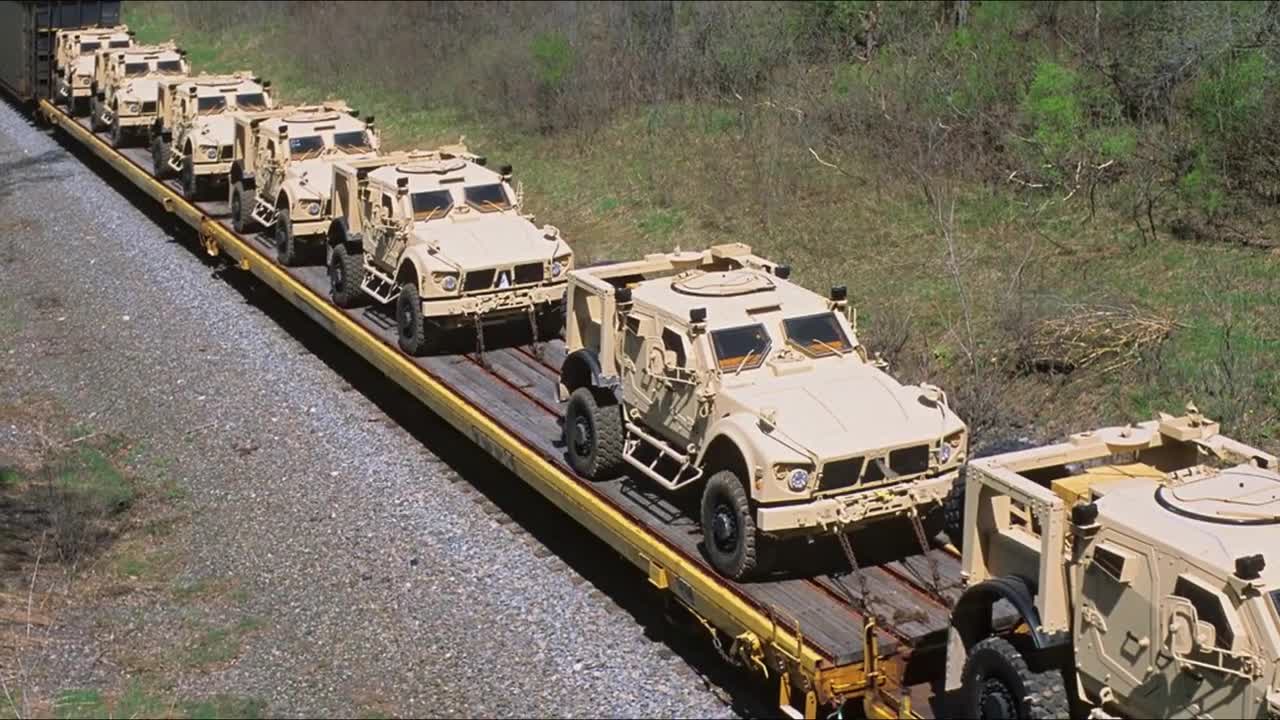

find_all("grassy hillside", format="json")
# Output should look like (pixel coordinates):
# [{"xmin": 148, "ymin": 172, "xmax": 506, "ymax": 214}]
[{"xmin": 126, "ymin": 2, "xmax": 1280, "ymax": 451}]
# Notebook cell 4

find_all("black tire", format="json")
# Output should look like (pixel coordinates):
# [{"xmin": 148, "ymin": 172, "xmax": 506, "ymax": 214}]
[
  {"xmin": 71, "ymin": 97, "xmax": 89, "ymax": 117},
  {"xmin": 396, "ymin": 283, "xmax": 439, "ymax": 355},
  {"xmin": 151, "ymin": 136, "xmax": 171, "ymax": 179},
  {"xmin": 230, "ymin": 183, "xmax": 256, "ymax": 234},
  {"xmin": 274, "ymin": 211, "xmax": 302, "ymax": 266},
  {"xmin": 109, "ymin": 118, "xmax": 124, "ymax": 148},
  {"xmin": 700, "ymin": 470, "xmax": 766, "ymax": 580},
  {"xmin": 328, "ymin": 244, "xmax": 366, "ymax": 308},
  {"xmin": 960, "ymin": 636, "xmax": 1070, "ymax": 719},
  {"xmin": 563, "ymin": 387, "xmax": 624, "ymax": 479},
  {"xmin": 943, "ymin": 466, "xmax": 967, "ymax": 549},
  {"xmin": 180, "ymin": 155, "xmax": 202, "ymax": 201},
  {"xmin": 90, "ymin": 104, "xmax": 105, "ymax": 132}
]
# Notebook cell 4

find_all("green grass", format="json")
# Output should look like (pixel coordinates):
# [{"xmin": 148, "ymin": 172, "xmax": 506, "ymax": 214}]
[
  {"xmin": 54, "ymin": 447, "xmax": 134, "ymax": 514},
  {"xmin": 124, "ymin": 3, "xmax": 1280, "ymax": 450},
  {"xmin": 51, "ymin": 685, "xmax": 264, "ymax": 720}
]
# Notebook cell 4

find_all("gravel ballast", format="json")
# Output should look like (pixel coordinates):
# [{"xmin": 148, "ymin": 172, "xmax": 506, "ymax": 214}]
[{"xmin": 0, "ymin": 98, "xmax": 738, "ymax": 718}]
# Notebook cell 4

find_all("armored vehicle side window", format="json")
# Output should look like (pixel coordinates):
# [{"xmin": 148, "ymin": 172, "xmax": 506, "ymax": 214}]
[
  {"xmin": 80, "ymin": 42, "xmax": 102, "ymax": 53},
  {"xmin": 711, "ymin": 324, "xmax": 770, "ymax": 372},
  {"xmin": 236, "ymin": 93, "xmax": 268, "ymax": 111},
  {"xmin": 1091, "ymin": 543, "xmax": 1130, "ymax": 583},
  {"xmin": 288, "ymin": 136, "xmax": 325, "ymax": 158},
  {"xmin": 411, "ymin": 190, "xmax": 452, "ymax": 221},
  {"xmin": 662, "ymin": 328, "xmax": 688, "ymax": 368},
  {"xmin": 380, "ymin": 193, "xmax": 396, "ymax": 218},
  {"xmin": 197, "ymin": 96, "xmax": 227, "ymax": 114},
  {"xmin": 783, "ymin": 312, "xmax": 852, "ymax": 358},
  {"xmin": 333, "ymin": 131, "xmax": 372, "ymax": 153},
  {"xmin": 1271, "ymin": 591, "xmax": 1280, "ymax": 620},
  {"xmin": 124, "ymin": 62, "xmax": 148, "ymax": 77},
  {"xmin": 464, "ymin": 184, "xmax": 512, "ymax": 212},
  {"xmin": 156, "ymin": 60, "xmax": 183, "ymax": 74},
  {"xmin": 108, "ymin": 40, "xmax": 131, "ymax": 49},
  {"xmin": 1173, "ymin": 576, "xmax": 1234, "ymax": 650}
]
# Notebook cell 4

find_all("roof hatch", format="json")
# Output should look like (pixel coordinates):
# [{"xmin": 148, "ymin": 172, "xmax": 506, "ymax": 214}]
[{"xmin": 672, "ymin": 269, "xmax": 775, "ymax": 297}]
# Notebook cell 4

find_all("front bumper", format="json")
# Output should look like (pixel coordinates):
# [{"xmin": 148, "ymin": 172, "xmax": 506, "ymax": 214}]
[
  {"xmin": 191, "ymin": 160, "xmax": 232, "ymax": 177},
  {"xmin": 114, "ymin": 113, "xmax": 156, "ymax": 128},
  {"xmin": 424, "ymin": 284, "xmax": 567, "ymax": 325},
  {"xmin": 286, "ymin": 216, "xmax": 331, "ymax": 239},
  {"xmin": 756, "ymin": 470, "xmax": 955, "ymax": 534}
]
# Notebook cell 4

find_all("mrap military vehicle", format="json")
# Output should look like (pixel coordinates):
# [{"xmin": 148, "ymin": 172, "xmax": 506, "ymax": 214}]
[
  {"xmin": 89, "ymin": 41, "xmax": 188, "ymax": 147},
  {"xmin": 949, "ymin": 409, "xmax": 1280, "ymax": 719},
  {"xmin": 228, "ymin": 103, "xmax": 379, "ymax": 266},
  {"xmin": 558, "ymin": 244, "xmax": 968, "ymax": 580},
  {"xmin": 326, "ymin": 147, "xmax": 574, "ymax": 355},
  {"xmin": 150, "ymin": 72, "xmax": 272, "ymax": 200},
  {"xmin": 53, "ymin": 24, "xmax": 131, "ymax": 115}
]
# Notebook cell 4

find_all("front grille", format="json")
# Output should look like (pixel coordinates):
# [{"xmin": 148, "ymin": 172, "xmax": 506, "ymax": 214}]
[
  {"xmin": 463, "ymin": 269, "xmax": 496, "ymax": 292},
  {"xmin": 140, "ymin": 100, "xmax": 156, "ymax": 113},
  {"xmin": 820, "ymin": 457, "xmax": 864, "ymax": 492},
  {"xmin": 219, "ymin": 145, "xmax": 233, "ymax": 160},
  {"xmin": 890, "ymin": 445, "xmax": 930, "ymax": 475},
  {"xmin": 514, "ymin": 262, "xmax": 543, "ymax": 285}
]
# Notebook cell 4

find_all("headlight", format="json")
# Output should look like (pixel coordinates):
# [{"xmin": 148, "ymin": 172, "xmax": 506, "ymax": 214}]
[
  {"xmin": 125, "ymin": 101, "xmax": 140, "ymax": 113},
  {"xmin": 775, "ymin": 466, "xmax": 811, "ymax": 493},
  {"xmin": 306, "ymin": 202, "xmax": 321, "ymax": 216},
  {"xmin": 435, "ymin": 274, "xmax": 458, "ymax": 292},
  {"xmin": 550, "ymin": 260, "xmax": 563, "ymax": 278},
  {"xmin": 937, "ymin": 443, "xmax": 952, "ymax": 464},
  {"xmin": 201, "ymin": 146, "xmax": 218, "ymax": 160}
]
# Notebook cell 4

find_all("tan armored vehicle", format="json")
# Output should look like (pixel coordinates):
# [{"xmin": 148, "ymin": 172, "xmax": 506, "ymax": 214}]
[
  {"xmin": 225, "ymin": 103, "xmax": 379, "ymax": 265},
  {"xmin": 325, "ymin": 147, "xmax": 573, "ymax": 355},
  {"xmin": 559, "ymin": 244, "xmax": 968, "ymax": 579},
  {"xmin": 89, "ymin": 42, "xmax": 189, "ymax": 147},
  {"xmin": 53, "ymin": 25, "xmax": 132, "ymax": 116},
  {"xmin": 146, "ymin": 73, "xmax": 273, "ymax": 200},
  {"xmin": 947, "ymin": 409, "xmax": 1280, "ymax": 719}
]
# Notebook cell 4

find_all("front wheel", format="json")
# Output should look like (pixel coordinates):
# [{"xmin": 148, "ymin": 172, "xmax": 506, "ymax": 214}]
[
  {"xmin": 151, "ymin": 136, "xmax": 171, "ymax": 178},
  {"xmin": 180, "ymin": 155, "xmax": 202, "ymax": 201},
  {"xmin": 395, "ymin": 283, "xmax": 438, "ymax": 356},
  {"xmin": 700, "ymin": 470, "xmax": 767, "ymax": 580},
  {"xmin": 230, "ymin": 183, "xmax": 256, "ymax": 233},
  {"xmin": 959, "ymin": 636, "xmax": 1069, "ymax": 719},
  {"xmin": 109, "ymin": 119, "xmax": 124, "ymax": 148},
  {"xmin": 563, "ymin": 387, "xmax": 624, "ymax": 479},
  {"xmin": 274, "ymin": 211, "xmax": 302, "ymax": 266},
  {"xmin": 328, "ymin": 244, "xmax": 366, "ymax": 308}
]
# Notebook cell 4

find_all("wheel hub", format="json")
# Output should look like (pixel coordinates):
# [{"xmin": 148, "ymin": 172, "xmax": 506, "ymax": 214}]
[
  {"xmin": 979, "ymin": 678, "xmax": 1017, "ymax": 719},
  {"xmin": 712, "ymin": 504, "xmax": 738, "ymax": 551},
  {"xmin": 572, "ymin": 417, "xmax": 591, "ymax": 455}
]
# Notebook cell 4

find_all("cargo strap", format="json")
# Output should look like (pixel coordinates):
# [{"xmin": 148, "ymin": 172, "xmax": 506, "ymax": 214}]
[
  {"xmin": 907, "ymin": 508, "xmax": 951, "ymax": 608},
  {"xmin": 833, "ymin": 531, "xmax": 874, "ymax": 623},
  {"xmin": 526, "ymin": 305, "xmax": 543, "ymax": 356},
  {"xmin": 473, "ymin": 313, "xmax": 489, "ymax": 368}
]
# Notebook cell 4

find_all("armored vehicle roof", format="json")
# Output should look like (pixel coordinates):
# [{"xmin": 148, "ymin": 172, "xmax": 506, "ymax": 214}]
[
  {"xmin": 629, "ymin": 266, "xmax": 832, "ymax": 330},
  {"xmin": 260, "ymin": 107, "xmax": 366, "ymax": 135},
  {"xmin": 175, "ymin": 74, "xmax": 260, "ymax": 97},
  {"xmin": 1096, "ymin": 464, "xmax": 1280, "ymax": 587},
  {"xmin": 366, "ymin": 149, "xmax": 501, "ymax": 192}
]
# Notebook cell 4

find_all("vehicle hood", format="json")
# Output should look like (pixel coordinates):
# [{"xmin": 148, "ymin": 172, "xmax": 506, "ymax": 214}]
[
  {"xmin": 119, "ymin": 78, "xmax": 160, "ymax": 102},
  {"xmin": 410, "ymin": 213, "xmax": 570, "ymax": 269},
  {"xmin": 286, "ymin": 158, "xmax": 340, "ymax": 201},
  {"xmin": 73, "ymin": 56, "xmax": 95, "ymax": 77},
  {"xmin": 191, "ymin": 114, "xmax": 235, "ymax": 146},
  {"xmin": 719, "ymin": 361, "xmax": 965, "ymax": 461}
]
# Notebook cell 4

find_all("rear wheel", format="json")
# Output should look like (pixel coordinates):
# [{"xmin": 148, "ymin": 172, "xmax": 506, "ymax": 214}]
[
  {"xmin": 274, "ymin": 211, "xmax": 301, "ymax": 266},
  {"xmin": 90, "ymin": 103, "xmax": 105, "ymax": 132},
  {"xmin": 230, "ymin": 183, "xmax": 256, "ymax": 233},
  {"xmin": 328, "ymin": 244, "xmax": 366, "ymax": 308},
  {"xmin": 563, "ymin": 387, "xmax": 624, "ymax": 479},
  {"xmin": 536, "ymin": 303, "xmax": 565, "ymax": 340},
  {"xmin": 700, "ymin": 470, "xmax": 767, "ymax": 580},
  {"xmin": 71, "ymin": 97, "xmax": 89, "ymax": 117},
  {"xmin": 395, "ymin": 283, "xmax": 439, "ymax": 356},
  {"xmin": 959, "ymin": 636, "xmax": 1069, "ymax": 719}
]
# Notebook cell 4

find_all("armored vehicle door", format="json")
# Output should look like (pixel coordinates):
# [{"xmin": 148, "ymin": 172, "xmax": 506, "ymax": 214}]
[
  {"xmin": 1074, "ymin": 531, "xmax": 1159, "ymax": 703},
  {"xmin": 641, "ymin": 319, "xmax": 705, "ymax": 446},
  {"xmin": 618, "ymin": 310, "xmax": 658, "ymax": 421},
  {"xmin": 369, "ymin": 189, "xmax": 406, "ymax": 273}
]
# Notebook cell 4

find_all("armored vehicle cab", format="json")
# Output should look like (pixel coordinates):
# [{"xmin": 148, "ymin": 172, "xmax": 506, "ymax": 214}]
[
  {"xmin": 559, "ymin": 244, "xmax": 968, "ymax": 579},
  {"xmin": 326, "ymin": 147, "xmax": 573, "ymax": 355},
  {"xmin": 53, "ymin": 25, "xmax": 131, "ymax": 115},
  {"xmin": 89, "ymin": 42, "xmax": 188, "ymax": 147},
  {"xmin": 231, "ymin": 104, "xmax": 379, "ymax": 265},
  {"xmin": 949, "ymin": 410, "xmax": 1280, "ymax": 719},
  {"xmin": 149, "ymin": 73, "xmax": 272, "ymax": 200}
]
